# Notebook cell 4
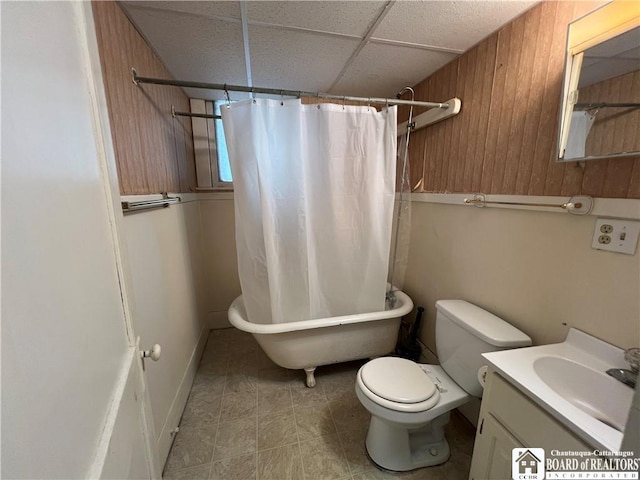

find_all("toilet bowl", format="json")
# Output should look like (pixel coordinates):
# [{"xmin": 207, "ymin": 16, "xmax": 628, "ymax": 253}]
[{"xmin": 355, "ymin": 300, "xmax": 531, "ymax": 472}]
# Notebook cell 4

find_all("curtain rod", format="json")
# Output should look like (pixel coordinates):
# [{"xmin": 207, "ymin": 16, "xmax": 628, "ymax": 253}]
[
  {"xmin": 131, "ymin": 68, "xmax": 449, "ymax": 109},
  {"xmin": 575, "ymin": 102, "xmax": 640, "ymax": 109}
]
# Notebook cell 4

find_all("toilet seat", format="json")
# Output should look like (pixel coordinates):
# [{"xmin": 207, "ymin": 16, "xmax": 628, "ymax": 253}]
[{"xmin": 357, "ymin": 357, "xmax": 441, "ymax": 413}]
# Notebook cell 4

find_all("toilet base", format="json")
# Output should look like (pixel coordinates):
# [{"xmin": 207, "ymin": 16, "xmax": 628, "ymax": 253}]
[{"xmin": 365, "ymin": 412, "xmax": 451, "ymax": 471}]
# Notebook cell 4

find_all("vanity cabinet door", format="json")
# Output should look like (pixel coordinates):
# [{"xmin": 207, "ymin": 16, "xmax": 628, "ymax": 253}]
[{"xmin": 469, "ymin": 413, "xmax": 522, "ymax": 480}]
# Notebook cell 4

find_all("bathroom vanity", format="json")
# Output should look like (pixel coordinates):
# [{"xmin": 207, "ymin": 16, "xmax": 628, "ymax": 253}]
[
  {"xmin": 469, "ymin": 329, "xmax": 635, "ymax": 480},
  {"xmin": 469, "ymin": 370, "xmax": 591, "ymax": 479}
]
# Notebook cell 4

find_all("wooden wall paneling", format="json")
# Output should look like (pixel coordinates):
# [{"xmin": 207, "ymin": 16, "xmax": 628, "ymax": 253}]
[
  {"xmin": 629, "ymin": 162, "xmax": 640, "ymax": 198},
  {"xmin": 541, "ymin": 1, "xmax": 577, "ymax": 196},
  {"xmin": 471, "ymin": 36, "xmax": 497, "ymax": 193},
  {"xmin": 408, "ymin": 0, "xmax": 640, "ymax": 198},
  {"xmin": 481, "ymin": 31, "xmax": 508, "ymax": 194},
  {"xmin": 94, "ymin": 7, "xmax": 145, "ymax": 194},
  {"xmin": 501, "ymin": 11, "xmax": 535, "ymax": 194},
  {"xmin": 438, "ymin": 61, "xmax": 459, "ymax": 192},
  {"xmin": 426, "ymin": 61, "xmax": 451, "ymax": 191},
  {"xmin": 181, "ymin": 116, "xmax": 197, "ymax": 191},
  {"xmin": 453, "ymin": 53, "xmax": 473, "ymax": 192},
  {"xmin": 92, "ymin": 2, "xmax": 195, "ymax": 195},
  {"xmin": 421, "ymin": 73, "xmax": 441, "ymax": 192},
  {"xmin": 602, "ymin": 159, "xmax": 635, "ymax": 198},
  {"xmin": 528, "ymin": 2, "xmax": 562, "ymax": 195},
  {"xmin": 514, "ymin": 4, "xmax": 549, "ymax": 195},
  {"xmin": 461, "ymin": 43, "xmax": 482, "ymax": 192},
  {"xmin": 489, "ymin": 22, "xmax": 519, "ymax": 194}
]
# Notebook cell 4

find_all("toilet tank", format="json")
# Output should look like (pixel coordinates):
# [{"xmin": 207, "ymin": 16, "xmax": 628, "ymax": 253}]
[{"xmin": 435, "ymin": 300, "xmax": 531, "ymax": 397}]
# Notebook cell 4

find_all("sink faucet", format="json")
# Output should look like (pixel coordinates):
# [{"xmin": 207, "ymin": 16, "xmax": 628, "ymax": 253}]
[{"xmin": 607, "ymin": 347, "xmax": 640, "ymax": 389}]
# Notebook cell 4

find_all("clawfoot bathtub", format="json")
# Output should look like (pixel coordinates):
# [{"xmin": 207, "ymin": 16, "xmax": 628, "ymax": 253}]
[{"xmin": 227, "ymin": 290, "xmax": 414, "ymax": 387}]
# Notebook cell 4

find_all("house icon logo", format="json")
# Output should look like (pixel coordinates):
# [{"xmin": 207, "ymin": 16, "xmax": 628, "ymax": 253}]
[{"xmin": 512, "ymin": 448, "xmax": 545, "ymax": 480}]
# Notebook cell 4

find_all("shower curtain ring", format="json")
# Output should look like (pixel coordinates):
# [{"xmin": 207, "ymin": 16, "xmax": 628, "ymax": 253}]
[{"xmin": 224, "ymin": 85, "xmax": 231, "ymax": 108}]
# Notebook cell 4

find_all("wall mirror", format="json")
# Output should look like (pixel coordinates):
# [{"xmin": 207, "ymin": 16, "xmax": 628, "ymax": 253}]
[{"xmin": 557, "ymin": 2, "xmax": 640, "ymax": 162}]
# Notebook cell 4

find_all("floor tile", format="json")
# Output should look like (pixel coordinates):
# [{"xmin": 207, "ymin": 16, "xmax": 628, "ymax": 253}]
[
  {"xmin": 181, "ymin": 391, "xmax": 222, "ymax": 427},
  {"xmin": 315, "ymin": 361, "xmax": 362, "ymax": 400},
  {"xmin": 258, "ymin": 388, "xmax": 293, "ymax": 416},
  {"xmin": 163, "ymin": 463, "xmax": 211, "ymax": 480},
  {"xmin": 257, "ymin": 410, "xmax": 298, "ymax": 450},
  {"xmin": 294, "ymin": 403, "xmax": 337, "ymax": 441},
  {"xmin": 290, "ymin": 382, "xmax": 328, "ymax": 408},
  {"xmin": 299, "ymin": 434, "xmax": 351, "ymax": 480},
  {"xmin": 209, "ymin": 453, "xmax": 257, "ymax": 480},
  {"xmin": 337, "ymin": 427, "xmax": 370, "ymax": 474},
  {"xmin": 440, "ymin": 450, "xmax": 472, "ymax": 480},
  {"xmin": 165, "ymin": 422, "xmax": 217, "ymax": 473},
  {"xmin": 256, "ymin": 444, "xmax": 304, "ymax": 480},
  {"xmin": 212, "ymin": 418, "xmax": 256, "ymax": 461},
  {"xmin": 199, "ymin": 359, "xmax": 230, "ymax": 377},
  {"xmin": 328, "ymin": 393, "xmax": 370, "ymax": 433},
  {"xmin": 220, "ymin": 390, "xmax": 257, "ymax": 421},
  {"xmin": 173, "ymin": 330, "xmax": 477, "ymax": 480},
  {"xmin": 191, "ymin": 372, "xmax": 227, "ymax": 399},
  {"xmin": 255, "ymin": 368, "xmax": 295, "ymax": 394},
  {"xmin": 224, "ymin": 370, "xmax": 258, "ymax": 394}
]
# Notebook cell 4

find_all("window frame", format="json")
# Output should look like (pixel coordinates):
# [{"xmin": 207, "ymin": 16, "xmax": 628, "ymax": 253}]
[{"xmin": 190, "ymin": 98, "xmax": 233, "ymax": 190}]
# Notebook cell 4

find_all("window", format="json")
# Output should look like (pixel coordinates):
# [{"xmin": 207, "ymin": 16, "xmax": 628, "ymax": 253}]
[
  {"xmin": 190, "ymin": 99, "xmax": 233, "ymax": 188},
  {"xmin": 213, "ymin": 101, "xmax": 232, "ymax": 183}
]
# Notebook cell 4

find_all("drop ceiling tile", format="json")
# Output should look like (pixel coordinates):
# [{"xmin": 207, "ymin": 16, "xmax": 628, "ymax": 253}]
[
  {"xmin": 123, "ymin": 1, "xmax": 241, "ymax": 20},
  {"xmin": 124, "ymin": 6, "xmax": 246, "ymax": 100},
  {"xmin": 331, "ymin": 42, "xmax": 458, "ymax": 99},
  {"xmin": 248, "ymin": 25, "xmax": 359, "ymax": 92},
  {"xmin": 247, "ymin": 1, "xmax": 386, "ymax": 37},
  {"xmin": 373, "ymin": 0, "xmax": 537, "ymax": 51}
]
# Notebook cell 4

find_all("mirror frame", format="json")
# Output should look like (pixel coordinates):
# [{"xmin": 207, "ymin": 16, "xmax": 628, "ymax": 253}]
[{"xmin": 557, "ymin": 1, "xmax": 640, "ymax": 163}]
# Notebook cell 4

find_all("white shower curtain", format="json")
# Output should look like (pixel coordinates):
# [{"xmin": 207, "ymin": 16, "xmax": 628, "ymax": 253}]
[{"xmin": 222, "ymin": 99, "xmax": 397, "ymax": 324}]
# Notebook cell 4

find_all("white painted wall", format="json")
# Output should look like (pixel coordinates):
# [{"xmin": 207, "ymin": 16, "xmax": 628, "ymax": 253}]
[
  {"xmin": 405, "ymin": 201, "xmax": 640, "ymax": 353},
  {"xmin": 198, "ymin": 195, "xmax": 241, "ymax": 328},
  {"xmin": 121, "ymin": 198, "xmax": 209, "ymax": 464},
  {"xmin": 1, "ymin": 2, "xmax": 146, "ymax": 477}
]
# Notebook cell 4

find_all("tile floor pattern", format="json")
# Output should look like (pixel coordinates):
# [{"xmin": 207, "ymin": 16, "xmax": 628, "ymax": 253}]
[{"xmin": 164, "ymin": 328, "xmax": 476, "ymax": 480}]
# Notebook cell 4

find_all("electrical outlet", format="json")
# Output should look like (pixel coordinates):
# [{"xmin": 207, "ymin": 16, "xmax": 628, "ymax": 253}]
[
  {"xmin": 592, "ymin": 219, "xmax": 640, "ymax": 255},
  {"xmin": 597, "ymin": 235, "xmax": 611, "ymax": 245}
]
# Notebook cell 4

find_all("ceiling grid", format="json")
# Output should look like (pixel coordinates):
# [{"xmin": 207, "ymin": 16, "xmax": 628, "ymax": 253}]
[{"xmin": 122, "ymin": 0, "xmax": 538, "ymax": 100}]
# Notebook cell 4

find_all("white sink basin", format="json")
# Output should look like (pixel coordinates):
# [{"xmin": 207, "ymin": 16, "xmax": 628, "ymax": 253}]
[
  {"xmin": 533, "ymin": 356, "xmax": 633, "ymax": 432},
  {"xmin": 483, "ymin": 329, "xmax": 634, "ymax": 451}
]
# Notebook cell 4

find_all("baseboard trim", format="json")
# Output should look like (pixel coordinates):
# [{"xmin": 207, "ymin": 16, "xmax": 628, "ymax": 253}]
[{"xmin": 156, "ymin": 324, "xmax": 210, "ymax": 467}]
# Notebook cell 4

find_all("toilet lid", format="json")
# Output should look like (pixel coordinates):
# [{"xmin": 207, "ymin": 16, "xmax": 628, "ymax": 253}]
[{"xmin": 360, "ymin": 357, "xmax": 437, "ymax": 404}]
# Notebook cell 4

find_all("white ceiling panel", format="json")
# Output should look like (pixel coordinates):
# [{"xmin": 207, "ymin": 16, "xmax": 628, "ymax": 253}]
[
  {"xmin": 331, "ymin": 42, "xmax": 457, "ymax": 98},
  {"xmin": 247, "ymin": 1, "xmax": 386, "ymax": 37},
  {"xmin": 120, "ymin": 1, "xmax": 541, "ymax": 101},
  {"xmin": 373, "ymin": 0, "xmax": 537, "ymax": 51},
  {"xmin": 249, "ymin": 25, "xmax": 360, "ymax": 92},
  {"xmin": 123, "ymin": 1, "xmax": 241, "ymax": 20},
  {"xmin": 123, "ymin": 5, "xmax": 246, "ymax": 100}
]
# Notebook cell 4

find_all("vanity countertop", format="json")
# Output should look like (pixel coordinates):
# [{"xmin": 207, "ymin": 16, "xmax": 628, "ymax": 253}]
[{"xmin": 483, "ymin": 328, "xmax": 633, "ymax": 452}]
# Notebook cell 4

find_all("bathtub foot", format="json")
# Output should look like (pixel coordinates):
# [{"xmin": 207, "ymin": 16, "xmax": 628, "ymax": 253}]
[{"xmin": 304, "ymin": 367, "xmax": 317, "ymax": 388}]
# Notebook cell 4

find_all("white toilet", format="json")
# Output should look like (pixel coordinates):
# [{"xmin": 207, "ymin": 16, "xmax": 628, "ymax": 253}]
[{"xmin": 355, "ymin": 299, "xmax": 531, "ymax": 472}]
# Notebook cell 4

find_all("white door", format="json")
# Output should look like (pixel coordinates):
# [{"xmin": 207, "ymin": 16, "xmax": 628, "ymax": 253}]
[{"xmin": 1, "ymin": 2, "xmax": 159, "ymax": 478}]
